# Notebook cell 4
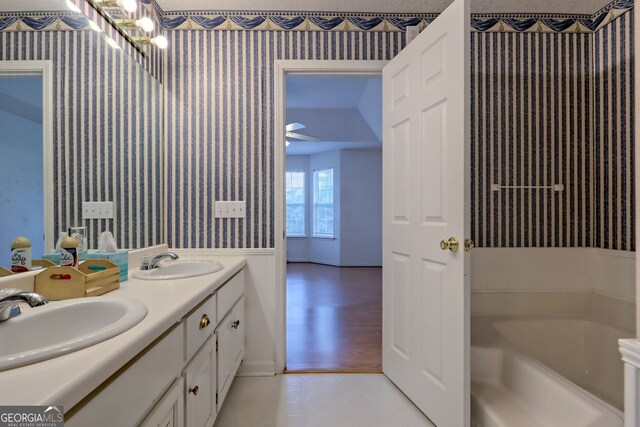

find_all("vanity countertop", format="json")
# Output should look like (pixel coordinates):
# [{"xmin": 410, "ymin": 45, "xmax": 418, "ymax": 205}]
[{"xmin": 0, "ymin": 255, "xmax": 247, "ymax": 412}]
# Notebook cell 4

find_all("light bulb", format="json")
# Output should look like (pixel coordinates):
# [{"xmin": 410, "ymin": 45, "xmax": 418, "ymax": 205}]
[
  {"xmin": 151, "ymin": 35, "xmax": 168, "ymax": 49},
  {"xmin": 136, "ymin": 17, "xmax": 155, "ymax": 32},
  {"xmin": 106, "ymin": 38, "xmax": 121, "ymax": 50},
  {"xmin": 66, "ymin": 0, "xmax": 81, "ymax": 13},
  {"xmin": 88, "ymin": 20, "xmax": 102, "ymax": 32},
  {"xmin": 118, "ymin": 0, "xmax": 137, "ymax": 13}
]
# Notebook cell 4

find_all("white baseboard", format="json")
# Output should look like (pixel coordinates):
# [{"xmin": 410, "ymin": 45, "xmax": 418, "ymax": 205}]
[{"xmin": 237, "ymin": 361, "xmax": 276, "ymax": 377}]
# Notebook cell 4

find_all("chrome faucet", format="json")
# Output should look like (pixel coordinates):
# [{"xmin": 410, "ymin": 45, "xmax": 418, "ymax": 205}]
[
  {"xmin": 140, "ymin": 252, "xmax": 179, "ymax": 270},
  {"xmin": 0, "ymin": 292, "xmax": 49, "ymax": 322}
]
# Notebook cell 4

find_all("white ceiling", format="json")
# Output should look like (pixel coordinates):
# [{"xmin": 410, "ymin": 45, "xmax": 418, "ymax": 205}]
[
  {"xmin": 0, "ymin": 0, "xmax": 68, "ymax": 12},
  {"xmin": 286, "ymin": 75, "xmax": 382, "ymax": 156},
  {"xmin": 155, "ymin": 0, "xmax": 612, "ymax": 15},
  {"xmin": 0, "ymin": 0, "xmax": 614, "ymax": 16}
]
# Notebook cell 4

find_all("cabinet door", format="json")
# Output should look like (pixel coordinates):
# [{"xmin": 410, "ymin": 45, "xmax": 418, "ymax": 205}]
[
  {"xmin": 217, "ymin": 297, "xmax": 245, "ymax": 410},
  {"xmin": 216, "ymin": 313, "xmax": 234, "ymax": 409},
  {"xmin": 231, "ymin": 297, "xmax": 245, "ymax": 373},
  {"xmin": 183, "ymin": 337, "xmax": 216, "ymax": 427},
  {"xmin": 141, "ymin": 377, "xmax": 184, "ymax": 427}
]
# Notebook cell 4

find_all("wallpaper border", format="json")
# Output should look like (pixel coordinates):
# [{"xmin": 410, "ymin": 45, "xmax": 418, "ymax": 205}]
[{"xmin": 158, "ymin": 0, "xmax": 632, "ymax": 33}]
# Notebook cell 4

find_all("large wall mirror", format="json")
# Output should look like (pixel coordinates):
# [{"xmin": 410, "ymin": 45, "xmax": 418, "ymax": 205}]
[{"xmin": 0, "ymin": 0, "xmax": 163, "ymax": 268}]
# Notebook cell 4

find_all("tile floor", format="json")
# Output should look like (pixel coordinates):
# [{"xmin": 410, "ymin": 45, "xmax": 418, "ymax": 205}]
[{"xmin": 214, "ymin": 374, "xmax": 435, "ymax": 427}]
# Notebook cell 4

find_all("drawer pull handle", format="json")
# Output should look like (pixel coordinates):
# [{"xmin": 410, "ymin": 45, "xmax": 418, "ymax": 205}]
[
  {"xmin": 188, "ymin": 385, "xmax": 199, "ymax": 396},
  {"xmin": 199, "ymin": 314, "xmax": 211, "ymax": 329},
  {"xmin": 232, "ymin": 320, "xmax": 240, "ymax": 329}
]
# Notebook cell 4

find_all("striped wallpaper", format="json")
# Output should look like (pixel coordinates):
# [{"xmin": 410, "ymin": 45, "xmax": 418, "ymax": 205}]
[
  {"xmin": 0, "ymin": 29, "xmax": 163, "ymax": 251},
  {"xmin": 470, "ymin": 10, "xmax": 634, "ymax": 250},
  {"xmin": 165, "ymin": 11, "xmax": 634, "ymax": 250},
  {"xmin": 164, "ymin": 30, "xmax": 405, "ymax": 248},
  {"xmin": 594, "ymin": 11, "xmax": 635, "ymax": 251},
  {"xmin": 470, "ymin": 31, "xmax": 593, "ymax": 248}
]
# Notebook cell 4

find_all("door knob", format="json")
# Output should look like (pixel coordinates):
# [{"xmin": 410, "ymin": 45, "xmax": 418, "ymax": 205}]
[
  {"xmin": 440, "ymin": 237, "xmax": 459, "ymax": 253},
  {"xmin": 188, "ymin": 385, "xmax": 199, "ymax": 396},
  {"xmin": 465, "ymin": 239, "xmax": 475, "ymax": 252}
]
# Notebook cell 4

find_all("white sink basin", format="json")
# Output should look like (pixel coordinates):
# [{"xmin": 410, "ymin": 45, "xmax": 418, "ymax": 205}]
[
  {"xmin": 132, "ymin": 260, "xmax": 224, "ymax": 280},
  {"xmin": 0, "ymin": 297, "xmax": 147, "ymax": 371}
]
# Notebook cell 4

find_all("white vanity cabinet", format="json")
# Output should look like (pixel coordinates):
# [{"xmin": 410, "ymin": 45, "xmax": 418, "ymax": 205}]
[{"xmin": 65, "ymin": 267, "xmax": 246, "ymax": 427}]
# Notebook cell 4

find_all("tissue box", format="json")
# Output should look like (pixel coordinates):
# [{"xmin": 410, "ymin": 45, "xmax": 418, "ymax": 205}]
[{"xmin": 85, "ymin": 250, "xmax": 129, "ymax": 282}]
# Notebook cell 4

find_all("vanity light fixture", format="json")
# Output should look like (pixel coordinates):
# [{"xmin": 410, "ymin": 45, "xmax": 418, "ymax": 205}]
[
  {"xmin": 66, "ymin": 0, "xmax": 81, "ymax": 13},
  {"xmin": 95, "ymin": 0, "xmax": 137, "ymax": 13},
  {"xmin": 114, "ymin": 17, "xmax": 155, "ymax": 32},
  {"xmin": 106, "ymin": 37, "xmax": 121, "ymax": 50},
  {"xmin": 132, "ymin": 35, "xmax": 168, "ymax": 49},
  {"xmin": 88, "ymin": 20, "xmax": 103, "ymax": 32}
]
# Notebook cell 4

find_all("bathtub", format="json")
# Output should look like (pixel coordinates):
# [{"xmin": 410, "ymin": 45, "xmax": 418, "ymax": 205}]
[{"xmin": 471, "ymin": 316, "xmax": 629, "ymax": 427}]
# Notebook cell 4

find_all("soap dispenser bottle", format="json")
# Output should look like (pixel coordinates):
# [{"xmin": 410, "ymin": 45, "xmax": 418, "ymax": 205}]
[
  {"xmin": 60, "ymin": 236, "xmax": 79, "ymax": 268},
  {"xmin": 11, "ymin": 236, "xmax": 31, "ymax": 273}
]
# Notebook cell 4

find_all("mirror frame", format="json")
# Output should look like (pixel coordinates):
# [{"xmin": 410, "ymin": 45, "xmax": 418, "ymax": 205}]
[{"xmin": 0, "ymin": 60, "xmax": 54, "ymax": 253}]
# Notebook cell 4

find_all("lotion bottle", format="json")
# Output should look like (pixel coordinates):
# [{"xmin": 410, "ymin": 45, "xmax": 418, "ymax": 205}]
[
  {"xmin": 60, "ymin": 236, "xmax": 78, "ymax": 268},
  {"xmin": 11, "ymin": 236, "xmax": 31, "ymax": 273}
]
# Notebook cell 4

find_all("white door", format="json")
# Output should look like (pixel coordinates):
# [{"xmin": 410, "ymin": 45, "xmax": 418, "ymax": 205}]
[{"xmin": 382, "ymin": 0, "xmax": 470, "ymax": 425}]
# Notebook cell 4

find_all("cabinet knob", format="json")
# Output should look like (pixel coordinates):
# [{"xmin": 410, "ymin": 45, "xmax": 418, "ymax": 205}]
[
  {"xmin": 188, "ymin": 385, "xmax": 199, "ymax": 396},
  {"xmin": 232, "ymin": 320, "xmax": 240, "ymax": 329},
  {"xmin": 199, "ymin": 314, "xmax": 211, "ymax": 330}
]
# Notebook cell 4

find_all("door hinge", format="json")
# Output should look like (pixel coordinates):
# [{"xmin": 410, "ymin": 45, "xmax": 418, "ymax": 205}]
[
  {"xmin": 216, "ymin": 392, "xmax": 218, "ymax": 404},
  {"xmin": 216, "ymin": 340, "xmax": 218, "ymax": 352}
]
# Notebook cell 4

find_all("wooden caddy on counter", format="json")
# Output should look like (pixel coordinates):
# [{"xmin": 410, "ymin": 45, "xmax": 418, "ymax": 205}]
[{"xmin": 35, "ymin": 259, "xmax": 120, "ymax": 300}]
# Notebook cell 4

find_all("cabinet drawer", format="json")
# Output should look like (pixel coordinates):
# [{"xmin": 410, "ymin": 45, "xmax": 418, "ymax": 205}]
[
  {"xmin": 216, "ymin": 270, "xmax": 244, "ymax": 324},
  {"xmin": 184, "ymin": 294, "xmax": 217, "ymax": 362}
]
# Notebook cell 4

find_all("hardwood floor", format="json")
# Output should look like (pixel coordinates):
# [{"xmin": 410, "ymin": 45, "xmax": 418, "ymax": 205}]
[{"xmin": 286, "ymin": 263, "xmax": 382, "ymax": 372}]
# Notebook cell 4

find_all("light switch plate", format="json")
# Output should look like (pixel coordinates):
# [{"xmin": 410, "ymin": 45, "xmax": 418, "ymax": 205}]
[
  {"xmin": 82, "ymin": 201, "xmax": 114, "ymax": 219},
  {"xmin": 215, "ymin": 201, "xmax": 246, "ymax": 218},
  {"xmin": 406, "ymin": 25, "xmax": 420, "ymax": 43}
]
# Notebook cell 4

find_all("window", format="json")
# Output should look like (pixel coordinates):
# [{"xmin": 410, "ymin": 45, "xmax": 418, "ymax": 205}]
[
  {"xmin": 286, "ymin": 171, "xmax": 305, "ymax": 236},
  {"xmin": 313, "ymin": 168, "xmax": 334, "ymax": 237}
]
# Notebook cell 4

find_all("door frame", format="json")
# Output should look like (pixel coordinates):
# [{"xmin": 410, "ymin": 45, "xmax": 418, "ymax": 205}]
[
  {"xmin": 274, "ymin": 60, "xmax": 387, "ymax": 373},
  {"xmin": 0, "ymin": 60, "xmax": 54, "ymax": 253}
]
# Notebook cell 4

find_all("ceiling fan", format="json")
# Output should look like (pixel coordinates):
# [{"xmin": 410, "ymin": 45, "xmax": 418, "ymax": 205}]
[{"xmin": 286, "ymin": 122, "xmax": 321, "ymax": 146}]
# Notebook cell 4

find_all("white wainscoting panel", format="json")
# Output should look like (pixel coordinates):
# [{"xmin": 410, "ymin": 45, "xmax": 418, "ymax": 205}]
[{"xmin": 471, "ymin": 248, "xmax": 635, "ymax": 302}]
